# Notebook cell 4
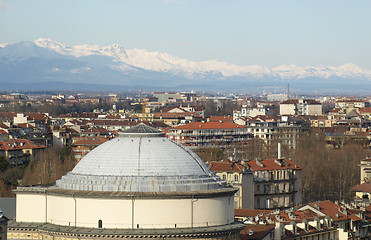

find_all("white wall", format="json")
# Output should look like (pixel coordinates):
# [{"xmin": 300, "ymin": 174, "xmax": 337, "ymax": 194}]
[
  {"xmin": 16, "ymin": 192, "xmax": 233, "ymax": 229},
  {"xmin": 280, "ymin": 104, "xmax": 295, "ymax": 115},
  {"xmin": 306, "ymin": 104, "xmax": 322, "ymax": 115},
  {"xmin": 16, "ymin": 193, "xmax": 46, "ymax": 223}
]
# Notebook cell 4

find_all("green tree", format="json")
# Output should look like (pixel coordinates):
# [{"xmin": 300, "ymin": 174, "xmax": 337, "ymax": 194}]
[{"xmin": 0, "ymin": 156, "xmax": 10, "ymax": 172}]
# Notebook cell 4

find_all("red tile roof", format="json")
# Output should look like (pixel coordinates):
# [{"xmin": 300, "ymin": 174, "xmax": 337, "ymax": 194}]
[
  {"xmin": 25, "ymin": 112, "xmax": 50, "ymax": 121},
  {"xmin": 208, "ymin": 159, "xmax": 301, "ymax": 172},
  {"xmin": 359, "ymin": 107, "xmax": 371, "ymax": 113},
  {"xmin": 351, "ymin": 181, "xmax": 371, "ymax": 193},
  {"xmin": 17, "ymin": 123, "xmax": 34, "ymax": 129},
  {"xmin": 154, "ymin": 112, "xmax": 201, "ymax": 119},
  {"xmin": 0, "ymin": 129, "xmax": 8, "ymax": 135},
  {"xmin": 208, "ymin": 161, "xmax": 246, "ymax": 172},
  {"xmin": 308, "ymin": 201, "xmax": 361, "ymax": 222},
  {"xmin": 247, "ymin": 159, "xmax": 302, "ymax": 171},
  {"xmin": 235, "ymin": 209, "xmax": 272, "ymax": 217},
  {"xmin": 0, "ymin": 139, "xmax": 46, "ymax": 151},
  {"xmin": 365, "ymin": 205, "xmax": 371, "ymax": 221},
  {"xmin": 73, "ymin": 137, "xmax": 108, "ymax": 146},
  {"xmin": 58, "ymin": 113, "xmax": 99, "ymax": 119},
  {"xmin": 208, "ymin": 116, "xmax": 233, "ymax": 122},
  {"xmin": 174, "ymin": 121, "xmax": 245, "ymax": 130},
  {"xmin": 240, "ymin": 224, "xmax": 274, "ymax": 240}
]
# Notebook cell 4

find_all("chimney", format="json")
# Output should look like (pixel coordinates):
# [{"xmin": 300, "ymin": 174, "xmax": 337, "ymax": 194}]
[
  {"xmin": 314, "ymin": 217, "xmax": 321, "ymax": 230},
  {"xmin": 278, "ymin": 143, "xmax": 281, "ymax": 159},
  {"xmin": 291, "ymin": 222, "xmax": 297, "ymax": 235},
  {"xmin": 274, "ymin": 222, "xmax": 282, "ymax": 240}
]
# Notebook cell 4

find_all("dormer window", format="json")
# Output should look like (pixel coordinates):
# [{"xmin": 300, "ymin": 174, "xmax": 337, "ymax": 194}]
[{"xmin": 234, "ymin": 175, "xmax": 239, "ymax": 182}]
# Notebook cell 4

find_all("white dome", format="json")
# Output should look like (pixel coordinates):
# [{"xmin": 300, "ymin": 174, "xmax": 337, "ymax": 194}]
[
  {"xmin": 71, "ymin": 136, "xmax": 207, "ymax": 176},
  {"xmin": 56, "ymin": 123, "xmax": 226, "ymax": 192}
]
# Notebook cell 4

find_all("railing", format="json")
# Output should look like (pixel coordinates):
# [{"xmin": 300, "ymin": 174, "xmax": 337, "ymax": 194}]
[
  {"xmin": 255, "ymin": 190, "xmax": 297, "ymax": 196},
  {"xmin": 168, "ymin": 131, "xmax": 251, "ymax": 137}
]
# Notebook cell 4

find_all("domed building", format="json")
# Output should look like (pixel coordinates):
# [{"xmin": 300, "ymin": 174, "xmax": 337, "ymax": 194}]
[{"xmin": 9, "ymin": 124, "xmax": 244, "ymax": 239}]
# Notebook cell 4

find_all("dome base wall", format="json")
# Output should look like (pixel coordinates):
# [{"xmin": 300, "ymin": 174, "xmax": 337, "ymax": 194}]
[{"xmin": 15, "ymin": 187, "xmax": 236, "ymax": 229}]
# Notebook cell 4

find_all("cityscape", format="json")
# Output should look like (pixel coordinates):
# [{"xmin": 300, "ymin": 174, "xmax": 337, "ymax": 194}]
[{"xmin": 1, "ymin": 0, "xmax": 371, "ymax": 239}]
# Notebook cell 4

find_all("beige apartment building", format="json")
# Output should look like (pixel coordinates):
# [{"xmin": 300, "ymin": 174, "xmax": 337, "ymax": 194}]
[
  {"xmin": 208, "ymin": 157, "xmax": 302, "ymax": 210},
  {"xmin": 280, "ymin": 99, "xmax": 322, "ymax": 115}
]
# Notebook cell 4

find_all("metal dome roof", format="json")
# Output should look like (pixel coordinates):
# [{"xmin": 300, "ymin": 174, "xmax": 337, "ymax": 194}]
[{"xmin": 56, "ymin": 123, "xmax": 226, "ymax": 192}]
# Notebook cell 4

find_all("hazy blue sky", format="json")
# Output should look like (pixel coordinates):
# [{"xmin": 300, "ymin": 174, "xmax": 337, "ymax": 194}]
[{"xmin": 0, "ymin": 0, "xmax": 370, "ymax": 68}]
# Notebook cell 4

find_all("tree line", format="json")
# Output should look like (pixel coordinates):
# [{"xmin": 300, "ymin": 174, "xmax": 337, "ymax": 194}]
[{"xmin": 0, "ymin": 145, "xmax": 76, "ymax": 197}]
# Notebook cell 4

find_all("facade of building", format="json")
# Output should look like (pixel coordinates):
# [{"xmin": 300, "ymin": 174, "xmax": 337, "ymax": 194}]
[
  {"xmin": 154, "ymin": 112, "xmax": 202, "ymax": 126},
  {"xmin": 335, "ymin": 99, "xmax": 368, "ymax": 109},
  {"xmin": 208, "ymin": 158, "xmax": 302, "ymax": 210},
  {"xmin": 235, "ymin": 116, "xmax": 309, "ymax": 149},
  {"xmin": 10, "ymin": 124, "xmax": 244, "ymax": 240},
  {"xmin": 72, "ymin": 136, "xmax": 108, "ymax": 162},
  {"xmin": 233, "ymin": 105, "xmax": 267, "ymax": 120},
  {"xmin": 168, "ymin": 121, "xmax": 252, "ymax": 148},
  {"xmin": 352, "ymin": 157, "xmax": 371, "ymax": 201},
  {"xmin": 206, "ymin": 161, "xmax": 254, "ymax": 209},
  {"xmin": 360, "ymin": 157, "xmax": 371, "ymax": 184},
  {"xmin": 280, "ymin": 99, "xmax": 322, "ymax": 116},
  {"xmin": 0, "ymin": 139, "xmax": 46, "ymax": 165}
]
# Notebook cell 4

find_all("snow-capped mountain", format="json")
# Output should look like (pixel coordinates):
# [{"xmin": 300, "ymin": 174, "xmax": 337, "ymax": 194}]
[
  {"xmin": 32, "ymin": 38, "xmax": 371, "ymax": 79},
  {"xmin": 0, "ymin": 38, "xmax": 371, "ymax": 92}
]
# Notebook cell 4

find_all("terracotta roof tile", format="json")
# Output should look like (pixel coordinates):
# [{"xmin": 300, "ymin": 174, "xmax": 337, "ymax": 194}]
[
  {"xmin": 240, "ymin": 224, "xmax": 274, "ymax": 240},
  {"xmin": 154, "ymin": 112, "xmax": 201, "ymax": 119},
  {"xmin": 235, "ymin": 209, "xmax": 272, "ymax": 217},
  {"xmin": 0, "ymin": 139, "xmax": 46, "ymax": 151},
  {"xmin": 351, "ymin": 181, "xmax": 371, "ymax": 193},
  {"xmin": 308, "ymin": 200, "xmax": 361, "ymax": 222},
  {"xmin": 208, "ymin": 116, "xmax": 233, "ymax": 122},
  {"xmin": 174, "ymin": 121, "xmax": 245, "ymax": 130},
  {"xmin": 73, "ymin": 137, "xmax": 108, "ymax": 146},
  {"xmin": 208, "ymin": 161, "xmax": 246, "ymax": 172},
  {"xmin": 247, "ymin": 159, "xmax": 301, "ymax": 171}
]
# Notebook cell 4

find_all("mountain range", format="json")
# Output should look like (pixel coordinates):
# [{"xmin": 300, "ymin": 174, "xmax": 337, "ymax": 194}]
[{"xmin": 0, "ymin": 38, "xmax": 370, "ymax": 93}]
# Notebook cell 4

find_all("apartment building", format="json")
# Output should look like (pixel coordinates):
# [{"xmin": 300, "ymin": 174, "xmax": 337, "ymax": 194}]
[
  {"xmin": 235, "ymin": 116, "xmax": 309, "ymax": 149},
  {"xmin": 233, "ymin": 105, "xmax": 267, "ymax": 120},
  {"xmin": 72, "ymin": 136, "xmax": 108, "ymax": 162},
  {"xmin": 208, "ymin": 157, "xmax": 302, "ymax": 210},
  {"xmin": 335, "ymin": 99, "xmax": 368, "ymax": 109},
  {"xmin": 206, "ymin": 161, "xmax": 254, "ymax": 209},
  {"xmin": 167, "ymin": 121, "xmax": 252, "ymax": 148},
  {"xmin": 0, "ymin": 139, "xmax": 46, "ymax": 165},
  {"xmin": 280, "ymin": 99, "xmax": 322, "ymax": 115}
]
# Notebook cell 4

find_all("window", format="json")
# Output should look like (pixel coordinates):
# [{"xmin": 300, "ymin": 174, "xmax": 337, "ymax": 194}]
[
  {"xmin": 234, "ymin": 175, "xmax": 239, "ymax": 182},
  {"xmin": 98, "ymin": 220, "xmax": 102, "ymax": 228},
  {"xmin": 222, "ymin": 174, "xmax": 226, "ymax": 180}
]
